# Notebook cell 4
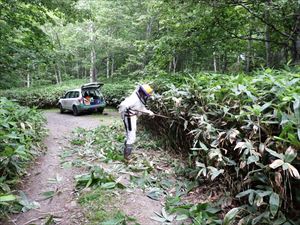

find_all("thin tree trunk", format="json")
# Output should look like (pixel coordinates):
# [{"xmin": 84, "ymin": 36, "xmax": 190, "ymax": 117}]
[
  {"xmin": 106, "ymin": 54, "xmax": 110, "ymax": 79},
  {"xmin": 292, "ymin": 8, "xmax": 300, "ymax": 64},
  {"xmin": 77, "ymin": 61, "xmax": 80, "ymax": 79},
  {"xmin": 222, "ymin": 51, "xmax": 227, "ymax": 73},
  {"xmin": 54, "ymin": 65, "xmax": 59, "ymax": 84},
  {"xmin": 213, "ymin": 52, "xmax": 217, "ymax": 72},
  {"xmin": 146, "ymin": 17, "xmax": 154, "ymax": 39},
  {"xmin": 111, "ymin": 55, "xmax": 114, "ymax": 77},
  {"xmin": 172, "ymin": 56, "xmax": 177, "ymax": 73},
  {"xmin": 246, "ymin": 31, "xmax": 252, "ymax": 73},
  {"xmin": 265, "ymin": 0, "xmax": 272, "ymax": 67},
  {"xmin": 89, "ymin": 21, "xmax": 96, "ymax": 82},
  {"xmin": 55, "ymin": 31, "xmax": 67, "ymax": 76},
  {"xmin": 57, "ymin": 64, "xmax": 62, "ymax": 84},
  {"xmin": 27, "ymin": 73, "xmax": 30, "ymax": 88},
  {"xmin": 90, "ymin": 48, "xmax": 96, "ymax": 82}
]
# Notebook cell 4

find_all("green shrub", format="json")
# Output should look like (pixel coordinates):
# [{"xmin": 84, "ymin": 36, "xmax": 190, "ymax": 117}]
[
  {"xmin": 0, "ymin": 78, "xmax": 136, "ymax": 108},
  {"xmin": 142, "ymin": 69, "xmax": 300, "ymax": 224},
  {"xmin": 0, "ymin": 98, "xmax": 46, "ymax": 215},
  {"xmin": 101, "ymin": 78, "xmax": 136, "ymax": 106}
]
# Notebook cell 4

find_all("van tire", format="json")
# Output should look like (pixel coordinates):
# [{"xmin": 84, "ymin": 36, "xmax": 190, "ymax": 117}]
[
  {"xmin": 73, "ymin": 105, "xmax": 79, "ymax": 116},
  {"xmin": 97, "ymin": 108, "xmax": 104, "ymax": 114},
  {"xmin": 59, "ymin": 104, "xmax": 64, "ymax": 113}
]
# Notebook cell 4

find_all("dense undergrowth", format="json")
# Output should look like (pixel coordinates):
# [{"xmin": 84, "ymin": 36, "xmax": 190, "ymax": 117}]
[
  {"xmin": 142, "ymin": 68, "xmax": 300, "ymax": 224},
  {"xmin": 0, "ymin": 98, "xmax": 46, "ymax": 216},
  {"xmin": 0, "ymin": 77, "xmax": 136, "ymax": 108},
  {"xmin": 1, "ymin": 68, "xmax": 299, "ymax": 224}
]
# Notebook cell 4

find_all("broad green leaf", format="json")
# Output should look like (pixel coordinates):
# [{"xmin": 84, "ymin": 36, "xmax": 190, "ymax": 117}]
[
  {"xmin": 101, "ymin": 182, "xmax": 116, "ymax": 189},
  {"xmin": 40, "ymin": 191, "xmax": 55, "ymax": 200},
  {"xmin": 176, "ymin": 214, "xmax": 189, "ymax": 221},
  {"xmin": 261, "ymin": 102, "xmax": 272, "ymax": 111},
  {"xmin": 282, "ymin": 163, "xmax": 289, "ymax": 170},
  {"xmin": 223, "ymin": 207, "xmax": 240, "ymax": 225},
  {"xmin": 284, "ymin": 146, "xmax": 297, "ymax": 163},
  {"xmin": 269, "ymin": 159, "xmax": 284, "ymax": 169},
  {"xmin": 247, "ymin": 155, "xmax": 259, "ymax": 165},
  {"xmin": 147, "ymin": 190, "xmax": 161, "ymax": 201},
  {"xmin": 287, "ymin": 164, "xmax": 300, "ymax": 179},
  {"xmin": 0, "ymin": 194, "xmax": 17, "ymax": 202},
  {"xmin": 236, "ymin": 189, "xmax": 254, "ymax": 198},
  {"xmin": 269, "ymin": 192, "xmax": 280, "ymax": 216},
  {"xmin": 266, "ymin": 148, "xmax": 284, "ymax": 160},
  {"xmin": 150, "ymin": 215, "xmax": 166, "ymax": 222}
]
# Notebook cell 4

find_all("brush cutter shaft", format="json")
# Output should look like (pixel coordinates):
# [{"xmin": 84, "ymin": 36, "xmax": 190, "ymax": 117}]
[{"xmin": 132, "ymin": 109, "xmax": 170, "ymax": 119}]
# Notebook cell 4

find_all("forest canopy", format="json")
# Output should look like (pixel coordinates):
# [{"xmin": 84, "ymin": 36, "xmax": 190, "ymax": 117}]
[{"xmin": 0, "ymin": 0, "xmax": 299, "ymax": 87}]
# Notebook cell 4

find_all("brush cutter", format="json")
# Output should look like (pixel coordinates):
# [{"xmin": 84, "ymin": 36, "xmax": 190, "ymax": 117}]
[{"xmin": 132, "ymin": 110, "xmax": 171, "ymax": 119}]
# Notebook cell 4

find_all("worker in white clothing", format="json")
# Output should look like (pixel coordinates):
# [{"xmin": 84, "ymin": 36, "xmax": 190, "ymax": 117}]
[{"xmin": 118, "ymin": 84, "xmax": 154, "ymax": 160}]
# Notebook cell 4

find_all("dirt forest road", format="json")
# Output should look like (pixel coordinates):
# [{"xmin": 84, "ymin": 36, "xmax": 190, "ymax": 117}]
[{"xmin": 8, "ymin": 110, "xmax": 120, "ymax": 225}]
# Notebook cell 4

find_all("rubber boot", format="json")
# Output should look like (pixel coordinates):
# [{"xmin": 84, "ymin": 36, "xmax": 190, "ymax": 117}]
[{"xmin": 124, "ymin": 144, "xmax": 133, "ymax": 160}]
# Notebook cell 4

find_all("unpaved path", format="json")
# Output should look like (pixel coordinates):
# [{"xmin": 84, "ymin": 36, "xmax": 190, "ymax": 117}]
[
  {"xmin": 9, "ymin": 110, "xmax": 119, "ymax": 225},
  {"xmin": 8, "ymin": 109, "xmax": 164, "ymax": 225}
]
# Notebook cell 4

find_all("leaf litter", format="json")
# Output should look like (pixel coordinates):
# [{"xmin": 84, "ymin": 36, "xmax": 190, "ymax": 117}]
[{"xmin": 69, "ymin": 122, "xmax": 225, "ymax": 224}]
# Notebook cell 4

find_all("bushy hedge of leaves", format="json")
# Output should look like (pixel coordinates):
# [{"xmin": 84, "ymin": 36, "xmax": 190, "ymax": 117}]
[
  {"xmin": 143, "ymin": 69, "xmax": 300, "ymax": 224},
  {"xmin": 0, "ymin": 98, "xmax": 46, "ymax": 215},
  {"xmin": 0, "ymin": 78, "xmax": 136, "ymax": 108},
  {"xmin": 0, "ymin": 79, "xmax": 85, "ymax": 108},
  {"xmin": 101, "ymin": 78, "xmax": 136, "ymax": 106}
]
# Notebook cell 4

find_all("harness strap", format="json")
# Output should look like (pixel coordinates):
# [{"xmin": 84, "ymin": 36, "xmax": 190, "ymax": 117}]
[{"xmin": 127, "ymin": 116, "xmax": 132, "ymax": 131}]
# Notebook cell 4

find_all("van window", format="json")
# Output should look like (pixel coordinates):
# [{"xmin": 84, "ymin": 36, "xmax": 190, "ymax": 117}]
[
  {"xmin": 69, "ymin": 91, "xmax": 79, "ymax": 98},
  {"xmin": 73, "ymin": 91, "xmax": 79, "ymax": 98},
  {"xmin": 65, "ymin": 92, "xmax": 72, "ymax": 98}
]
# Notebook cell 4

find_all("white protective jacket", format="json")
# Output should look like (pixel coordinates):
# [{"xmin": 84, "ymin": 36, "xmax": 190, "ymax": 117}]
[{"xmin": 118, "ymin": 90, "xmax": 153, "ymax": 119}]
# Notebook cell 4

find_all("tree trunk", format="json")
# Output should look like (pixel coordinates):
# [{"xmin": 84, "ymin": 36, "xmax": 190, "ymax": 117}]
[
  {"xmin": 222, "ymin": 51, "xmax": 227, "ymax": 73},
  {"xmin": 246, "ymin": 31, "xmax": 252, "ymax": 73},
  {"xmin": 27, "ymin": 73, "xmax": 30, "ymax": 88},
  {"xmin": 265, "ymin": 0, "xmax": 272, "ymax": 67},
  {"xmin": 77, "ymin": 61, "xmax": 80, "ymax": 79},
  {"xmin": 146, "ymin": 17, "xmax": 154, "ymax": 39},
  {"xmin": 292, "ymin": 8, "xmax": 300, "ymax": 64},
  {"xmin": 172, "ymin": 56, "xmax": 177, "ymax": 73},
  {"xmin": 213, "ymin": 52, "xmax": 217, "ymax": 72},
  {"xmin": 57, "ymin": 64, "xmax": 62, "ymax": 84},
  {"xmin": 54, "ymin": 64, "xmax": 59, "ymax": 84},
  {"xmin": 106, "ymin": 54, "xmax": 110, "ymax": 79},
  {"xmin": 89, "ymin": 21, "xmax": 97, "ymax": 82},
  {"xmin": 111, "ymin": 55, "xmax": 114, "ymax": 77}
]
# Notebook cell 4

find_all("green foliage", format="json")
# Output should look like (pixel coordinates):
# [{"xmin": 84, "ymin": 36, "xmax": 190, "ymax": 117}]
[
  {"xmin": 75, "ymin": 166, "xmax": 125, "ymax": 190},
  {"xmin": 0, "ymin": 78, "xmax": 136, "ymax": 108},
  {"xmin": 142, "ymin": 69, "xmax": 300, "ymax": 223},
  {"xmin": 0, "ymin": 0, "xmax": 81, "ymax": 88},
  {"xmin": 0, "ymin": 98, "xmax": 46, "ymax": 215},
  {"xmin": 0, "ymin": 79, "xmax": 86, "ymax": 108},
  {"xmin": 101, "ymin": 78, "xmax": 136, "ymax": 106},
  {"xmin": 71, "ymin": 123, "xmax": 125, "ymax": 162},
  {"xmin": 79, "ymin": 188, "xmax": 138, "ymax": 225}
]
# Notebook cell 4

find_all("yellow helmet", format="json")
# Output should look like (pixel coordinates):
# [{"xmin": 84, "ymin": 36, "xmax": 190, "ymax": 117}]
[{"xmin": 140, "ymin": 84, "xmax": 153, "ymax": 97}]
